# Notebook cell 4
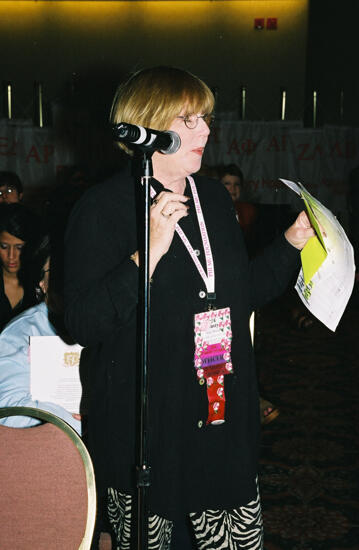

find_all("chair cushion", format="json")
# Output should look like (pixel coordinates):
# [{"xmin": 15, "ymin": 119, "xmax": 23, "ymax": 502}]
[{"xmin": 0, "ymin": 422, "xmax": 88, "ymax": 550}]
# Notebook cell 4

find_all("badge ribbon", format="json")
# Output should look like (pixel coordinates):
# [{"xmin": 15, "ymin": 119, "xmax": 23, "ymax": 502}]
[{"xmin": 150, "ymin": 177, "xmax": 233, "ymax": 425}]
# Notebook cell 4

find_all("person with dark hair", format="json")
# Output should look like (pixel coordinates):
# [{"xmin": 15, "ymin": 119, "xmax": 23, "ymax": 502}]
[
  {"xmin": 217, "ymin": 164, "xmax": 258, "ymax": 249},
  {"xmin": 216, "ymin": 164, "xmax": 279, "ymax": 425},
  {"xmin": 0, "ymin": 203, "xmax": 45, "ymax": 331},
  {"xmin": 0, "ymin": 233, "xmax": 81, "ymax": 433},
  {"xmin": 0, "ymin": 171, "xmax": 23, "ymax": 204},
  {"xmin": 217, "ymin": 163, "xmax": 243, "ymax": 200},
  {"xmin": 64, "ymin": 66, "xmax": 314, "ymax": 549}
]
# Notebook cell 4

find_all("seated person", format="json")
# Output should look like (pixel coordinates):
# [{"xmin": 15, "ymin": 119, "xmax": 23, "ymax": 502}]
[
  {"xmin": 0, "ymin": 203, "xmax": 44, "ymax": 331},
  {"xmin": 0, "ymin": 234, "xmax": 81, "ymax": 434},
  {"xmin": 0, "ymin": 171, "xmax": 23, "ymax": 204}
]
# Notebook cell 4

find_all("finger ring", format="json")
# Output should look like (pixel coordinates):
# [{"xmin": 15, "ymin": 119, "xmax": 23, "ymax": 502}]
[{"xmin": 161, "ymin": 211, "xmax": 171, "ymax": 218}]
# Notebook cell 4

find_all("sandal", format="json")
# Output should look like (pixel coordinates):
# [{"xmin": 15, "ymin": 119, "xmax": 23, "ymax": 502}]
[{"xmin": 260, "ymin": 398, "xmax": 280, "ymax": 425}]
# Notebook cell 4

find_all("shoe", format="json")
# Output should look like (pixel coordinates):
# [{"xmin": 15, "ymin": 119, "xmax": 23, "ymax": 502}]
[
  {"xmin": 260, "ymin": 397, "xmax": 280, "ymax": 425},
  {"xmin": 291, "ymin": 308, "xmax": 314, "ymax": 330},
  {"xmin": 296, "ymin": 315, "xmax": 314, "ymax": 330}
]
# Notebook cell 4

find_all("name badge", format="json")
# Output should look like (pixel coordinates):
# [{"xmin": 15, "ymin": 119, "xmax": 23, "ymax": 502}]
[{"xmin": 194, "ymin": 307, "xmax": 233, "ymax": 425}]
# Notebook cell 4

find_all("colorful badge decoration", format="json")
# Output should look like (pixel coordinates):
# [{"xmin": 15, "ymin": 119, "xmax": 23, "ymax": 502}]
[{"xmin": 194, "ymin": 307, "xmax": 233, "ymax": 425}]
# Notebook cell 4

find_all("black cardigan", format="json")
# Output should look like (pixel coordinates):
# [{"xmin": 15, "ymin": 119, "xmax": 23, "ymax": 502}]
[
  {"xmin": 0, "ymin": 274, "xmax": 35, "ymax": 332},
  {"xmin": 64, "ymin": 166, "xmax": 300, "ymax": 520}
]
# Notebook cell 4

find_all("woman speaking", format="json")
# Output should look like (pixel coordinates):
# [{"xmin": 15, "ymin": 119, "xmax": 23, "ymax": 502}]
[{"xmin": 64, "ymin": 66, "xmax": 313, "ymax": 549}]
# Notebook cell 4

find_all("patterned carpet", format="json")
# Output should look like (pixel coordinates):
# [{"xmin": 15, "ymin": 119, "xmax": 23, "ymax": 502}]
[{"xmin": 256, "ymin": 288, "xmax": 359, "ymax": 550}]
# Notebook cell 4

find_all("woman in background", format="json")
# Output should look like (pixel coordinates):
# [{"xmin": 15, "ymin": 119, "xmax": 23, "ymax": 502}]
[
  {"xmin": 217, "ymin": 164, "xmax": 279, "ymax": 425},
  {"xmin": 0, "ymin": 203, "xmax": 43, "ymax": 331}
]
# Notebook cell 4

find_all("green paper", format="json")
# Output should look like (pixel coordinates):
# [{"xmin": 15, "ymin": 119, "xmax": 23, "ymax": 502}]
[
  {"xmin": 302, "ymin": 195, "xmax": 327, "ymax": 252},
  {"xmin": 298, "ymin": 193, "xmax": 328, "ymax": 284},
  {"xmin": 301, "ymin": 236, "xmax": 327, "ymax": 285}
]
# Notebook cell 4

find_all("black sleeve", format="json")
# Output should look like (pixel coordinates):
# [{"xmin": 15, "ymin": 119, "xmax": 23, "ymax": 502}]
[
  {"xmin": 248, "ymin": 233, "xmax": 300, "ymax": 311},
  {"xmin": 217, "ymin": 180, "xmax": 300, "ymax": 312},
  {"xmin": 64, "ymin": 187, "xmax": 139, "ymax": 347},
  {"xmin": 205, "ymin": 176, "xmax": 300, "ymax": 314}
]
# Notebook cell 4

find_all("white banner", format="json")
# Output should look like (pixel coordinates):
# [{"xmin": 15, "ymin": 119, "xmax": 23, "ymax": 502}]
[
  {"xmin": 204, "ymin": 120, "xmax": 359, "ymax": 223},
  {"xmin": 1, "ymin": 119, "xmax": 358, "ymax": 227},
  {"xmin": 0, "ymin": 119, "xmax": 56, "ymax": 189}
]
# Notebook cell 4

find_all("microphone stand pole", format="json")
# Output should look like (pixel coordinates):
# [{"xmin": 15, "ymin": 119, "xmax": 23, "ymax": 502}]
[{"xmin": 135, "ymin": 149, "xmax": 153, "ymax": 550}]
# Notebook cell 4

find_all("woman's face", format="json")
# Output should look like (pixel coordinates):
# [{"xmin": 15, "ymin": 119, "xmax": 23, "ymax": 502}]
[
  {"xmin": 0, "ymin": 231, "xmax": 25, "ymax": 275},
  {"xmin": 221, "ymin": 174, "xmax": 241, "ymax": 203},
  {"xmin": 153, "ymin": 110, "xmax": 210, "ymax": 183}
]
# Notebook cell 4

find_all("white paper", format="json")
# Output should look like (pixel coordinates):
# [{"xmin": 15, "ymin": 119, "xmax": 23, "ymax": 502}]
[
  {"xmin": 30, "ymin": 336, "xmax": 83, "ymax": 414},
  {"xmin": 280, "ymin": 178, "xmax": 356, "ymax": 331}
]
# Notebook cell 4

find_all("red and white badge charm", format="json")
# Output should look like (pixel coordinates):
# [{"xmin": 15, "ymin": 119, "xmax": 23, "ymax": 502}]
[{"xmin": 194, "ymin": 307, "xmax": 233, "ymax": 425}]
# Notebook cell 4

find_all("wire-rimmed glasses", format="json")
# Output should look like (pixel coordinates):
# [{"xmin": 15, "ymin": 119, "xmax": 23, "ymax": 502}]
[
  {"xmin": 0, "ymin": 186, "xmax": 17, "ymax": 198},
  {"xmin": 177, "ymin": 113, "xmax": 215, "ymax": 129}
]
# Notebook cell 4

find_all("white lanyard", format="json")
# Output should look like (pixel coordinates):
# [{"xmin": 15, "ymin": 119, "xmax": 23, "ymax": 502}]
[{"xmin": 150, "ymin": 176, "xmax": 215, "ymax": 297}]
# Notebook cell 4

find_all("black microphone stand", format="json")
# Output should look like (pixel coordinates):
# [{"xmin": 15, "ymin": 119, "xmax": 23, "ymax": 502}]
[{"xmin": 134, "ymin": 149, "xmax": 154, "ymax": 550}]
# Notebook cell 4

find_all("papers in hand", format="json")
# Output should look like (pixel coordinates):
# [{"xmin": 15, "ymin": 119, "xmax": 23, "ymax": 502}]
[
  {"xmin": 280, "ymin": 179, "xmax": 355, "ymax": 332},
  {"xmin": 30, "ymin": 336, "xmax": 83, "ymax": 414}
]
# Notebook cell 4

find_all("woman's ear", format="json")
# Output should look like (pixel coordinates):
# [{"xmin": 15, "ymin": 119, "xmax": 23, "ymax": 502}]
[
  {"xmin": 35, "ymin": 285, "xmax": 44, "ymax": 302},
  {"xmin": 38, "ymin": 279, "xmax": 46, "ymax": 295}
]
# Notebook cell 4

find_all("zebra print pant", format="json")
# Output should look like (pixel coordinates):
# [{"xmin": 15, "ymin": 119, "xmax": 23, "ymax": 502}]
[{"xmin": 107, "ymin": 481, "xmax": 263, "ymax": 549}]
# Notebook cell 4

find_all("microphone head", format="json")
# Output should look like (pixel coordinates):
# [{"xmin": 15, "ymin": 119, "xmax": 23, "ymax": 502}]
[
  {"xmin": 162, "ymin": 131, "xmax": 181, "ymax": 155},
  {"xmin": 112, "ymin": 123, "xmax": 131, "ymax": 141}
]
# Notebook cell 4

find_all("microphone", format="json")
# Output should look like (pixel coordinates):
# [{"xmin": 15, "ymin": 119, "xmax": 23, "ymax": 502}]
[{"xmin": 112, "ymin": 122, "xmax": 181, "ymax": 155}]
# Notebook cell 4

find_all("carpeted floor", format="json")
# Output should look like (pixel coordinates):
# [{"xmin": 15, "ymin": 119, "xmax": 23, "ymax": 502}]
[{"xmin": 256, "ymin": 288, "xmax": 359, "ymax": 550}]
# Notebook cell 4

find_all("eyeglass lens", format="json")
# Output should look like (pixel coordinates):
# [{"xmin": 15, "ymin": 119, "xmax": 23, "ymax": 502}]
[{"xmin": 0, "ymin": 187, "xmax": 15, "ymax": 196}]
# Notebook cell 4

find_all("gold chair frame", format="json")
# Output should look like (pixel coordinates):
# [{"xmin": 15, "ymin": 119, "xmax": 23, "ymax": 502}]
[{"xmin": 0, "ymin": 406, "xmax": 96, "ymax": 550}]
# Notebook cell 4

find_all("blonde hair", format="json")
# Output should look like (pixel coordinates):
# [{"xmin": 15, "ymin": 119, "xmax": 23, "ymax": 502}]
[{"xmin": 110, "ymin": 66, "xmax": 215, "ymax": 155}]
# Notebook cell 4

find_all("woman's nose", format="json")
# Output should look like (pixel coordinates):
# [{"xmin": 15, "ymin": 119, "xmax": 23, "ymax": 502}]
[
  {"xmin": 9, "ymin": 247, "xmax": 18, "ymax": 261},
  {"xmin": 198, "ymin": 117, "xmax": 210, "ymax": 136}
]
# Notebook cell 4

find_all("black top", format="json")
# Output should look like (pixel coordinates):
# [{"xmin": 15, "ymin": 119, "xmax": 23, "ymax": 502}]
[
  {"xmin": 64, "ymin": 166, "xmax": 300, "ymax": 520},
  {"xmin": 0, "ymin": 273, "xmax": 34, "ymax": 332}
]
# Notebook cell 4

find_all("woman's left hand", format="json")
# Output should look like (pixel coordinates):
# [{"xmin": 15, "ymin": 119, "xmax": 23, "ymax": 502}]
[{"xmin": 285, "ymin": 210, "xmax": 315, "ymax": 250}]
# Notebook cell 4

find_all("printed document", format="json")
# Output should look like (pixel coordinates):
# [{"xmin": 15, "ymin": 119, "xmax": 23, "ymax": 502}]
[
  {"xmin": 280, "ymin": 179, "xmax": 355, "ymax": 331},
  {"xmin": 30, "ymin": 336, "xmax": 83, "ymax": 413}
]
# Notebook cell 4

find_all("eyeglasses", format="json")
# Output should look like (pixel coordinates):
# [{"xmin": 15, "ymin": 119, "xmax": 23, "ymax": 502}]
[
  {"xmin": 177, "ymin": 113, "xmax": 214, "ymax": 129},
  {"xmin": 0, "ymin": 186, "xmax": 17, "ymax": 198}
]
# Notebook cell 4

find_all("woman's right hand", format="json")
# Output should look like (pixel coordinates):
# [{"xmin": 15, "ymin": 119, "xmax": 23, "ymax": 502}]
[{"xmin": 131, "ymin": 191, "xmax": 189, "ymax": 276}]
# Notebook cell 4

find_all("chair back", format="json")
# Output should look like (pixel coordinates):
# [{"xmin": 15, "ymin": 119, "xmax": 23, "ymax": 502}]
[{"xmin": 0, "ymin": 406, "xmax": 96, "ymax": 550}]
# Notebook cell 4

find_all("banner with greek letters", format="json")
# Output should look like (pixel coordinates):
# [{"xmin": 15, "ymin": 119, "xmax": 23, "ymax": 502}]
[
  {"xmin": 1, "ymin": 119, "xmax": 358, "ymax": 226},
  {"xmin": 0, "ymin": 120, "xmax": 56, "ymax": 189},
  {"xmin": 204, "ymin": 121, "xmax": 359, "ymax": 223}
]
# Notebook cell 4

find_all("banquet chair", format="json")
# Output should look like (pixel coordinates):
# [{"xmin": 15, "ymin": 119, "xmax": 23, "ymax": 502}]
[{"xmin": 0, "ymin": 406, "xmax": 96, "ymax": 550}]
